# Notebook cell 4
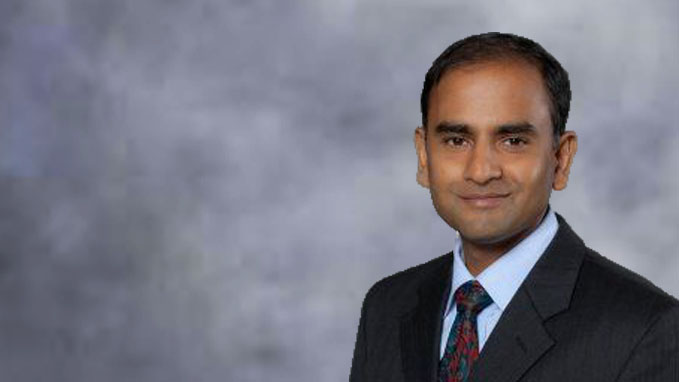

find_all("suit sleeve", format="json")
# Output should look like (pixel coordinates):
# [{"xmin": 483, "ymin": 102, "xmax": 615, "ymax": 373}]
[
  {"xmin": 616, "ymin": 303, "xmax": 679, "ymax": 382},
  {"xmin": 349, "ymin": 283, "xmax": 380, "ymax": 382}
]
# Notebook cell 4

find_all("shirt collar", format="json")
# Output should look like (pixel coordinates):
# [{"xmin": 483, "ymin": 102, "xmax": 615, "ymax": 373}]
[{"xmin": 447, "ymin": 206, "xmax": 559, "ymax": 314}]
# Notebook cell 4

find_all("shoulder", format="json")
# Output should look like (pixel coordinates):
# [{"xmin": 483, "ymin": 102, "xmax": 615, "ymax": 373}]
[
  {"xmin": 575, "ymin": 246, "xmax": 678, "ymax": 330},
  {"xmin": 550, "ymin": 213, "xmax": 677, "ymax": 318},
  {"xmin": 360, "ymin": 252, "xmax": 451, "ymax": 311},
  {"xmin": 574, "ymin": 248, "xmax": 679, "ymax": 376},
  {"xmin": 580, "ymin": 247, "xmax": 677, "ymax": 307}
]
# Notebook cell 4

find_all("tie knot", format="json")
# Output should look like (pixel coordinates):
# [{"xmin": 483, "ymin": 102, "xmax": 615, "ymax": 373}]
[{"xmin": 454, "ymin": 280, "xmax": 492, "ymax": 316}]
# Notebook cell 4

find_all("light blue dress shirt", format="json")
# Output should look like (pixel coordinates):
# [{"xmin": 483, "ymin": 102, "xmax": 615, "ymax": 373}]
[{"xmin": 439, "ymin": 207, "xmax": 559, "ymax": 359}]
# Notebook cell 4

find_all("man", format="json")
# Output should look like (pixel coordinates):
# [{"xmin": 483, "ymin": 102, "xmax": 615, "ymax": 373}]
[{"xmin": 349, "ymin": 32, "xmax": 678, "ymax": 382}]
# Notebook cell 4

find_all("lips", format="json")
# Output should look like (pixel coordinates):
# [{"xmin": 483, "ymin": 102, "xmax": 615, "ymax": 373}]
[
  {"xmin": 460, "ymin": 193, "xmax": 509, "ymax": 199},
  {"xmin": 458, "ymin": 193, "xmax": 509, "ymax": 208}
]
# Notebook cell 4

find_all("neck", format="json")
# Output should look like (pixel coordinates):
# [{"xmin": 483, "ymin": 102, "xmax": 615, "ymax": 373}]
[{"xmin": 461, "ymin": 208, "xmax": 549, "ymax": 277}]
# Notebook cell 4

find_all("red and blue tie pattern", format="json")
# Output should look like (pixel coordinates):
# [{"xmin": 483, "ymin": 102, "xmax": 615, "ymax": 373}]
[{"xmin": 438, "ymin": 280, "xmax": 493, "ymax": 382}]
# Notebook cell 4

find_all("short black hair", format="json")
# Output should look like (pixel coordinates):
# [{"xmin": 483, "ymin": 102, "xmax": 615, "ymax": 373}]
[{"xmin": 420, "ymin": 32, "xmax": 571, "ymax": 142}]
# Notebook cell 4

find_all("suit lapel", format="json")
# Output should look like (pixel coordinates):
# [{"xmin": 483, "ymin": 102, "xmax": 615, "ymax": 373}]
[
  {"xmin": 400, "ymin": 252, "xmax": 453, "ymax": 382},
  {"xmin": 468, "ymin": 287, "xmax": 554, "ymax": 382},
  {"xmin": 469, "ymin": 214, "xmax": 586, "ymax": 382}
]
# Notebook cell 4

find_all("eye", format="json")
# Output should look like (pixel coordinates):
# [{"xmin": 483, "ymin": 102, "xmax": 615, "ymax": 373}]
[
  {"xmin": 444, "ymin": 136, "xmax": 469, "ymax": 147},
  {"xmin": 503, "ymin": 136, "xmax": 528, "ymax": 147}
]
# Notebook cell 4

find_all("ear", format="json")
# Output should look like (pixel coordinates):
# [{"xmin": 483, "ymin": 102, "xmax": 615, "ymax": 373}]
[
  {"xmin": 553, "ymin": 131, "xmax": 578, "ymax": 191},
  {"xmin": 414, "ymin": 126, "xmax": 430, "ymax": 189}
]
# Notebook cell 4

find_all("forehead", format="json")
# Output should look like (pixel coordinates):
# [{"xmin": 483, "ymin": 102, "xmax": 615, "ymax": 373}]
[{"xmin": 427, "ymin": 60, "xmax": 552, "ymax": 133}]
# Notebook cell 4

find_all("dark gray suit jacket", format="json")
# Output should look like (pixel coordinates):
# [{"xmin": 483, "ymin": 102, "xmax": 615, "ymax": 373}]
[{"xmin": 349, "ymin": 214, "xmax": 679, "ymax": 381}]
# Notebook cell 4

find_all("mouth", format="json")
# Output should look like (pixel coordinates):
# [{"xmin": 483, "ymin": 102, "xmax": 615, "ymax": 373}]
[{"xmin": 458, "ymin": 193, "xmax": 510, "ymax": 208}]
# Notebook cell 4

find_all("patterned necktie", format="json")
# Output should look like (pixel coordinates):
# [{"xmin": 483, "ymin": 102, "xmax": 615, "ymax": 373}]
[{"xmin": 438, "ymin": 280, "xmax": 493, "ymax": 382}]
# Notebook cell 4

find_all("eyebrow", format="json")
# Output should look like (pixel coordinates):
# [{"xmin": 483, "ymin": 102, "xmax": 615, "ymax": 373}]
[
  {"xmin": 496, "ymin": 122, "xmax": 538, "ymax": 135},
  {"xmin": 434, "ymin": 122, "xmax": 471, "ymax": 135},
  {"xmin": 433, "ymin": 121, "xmax": 537, "ymax": 136}
]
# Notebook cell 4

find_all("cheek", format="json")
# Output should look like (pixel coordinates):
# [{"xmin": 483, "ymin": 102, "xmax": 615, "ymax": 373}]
[
  {"xmin": 506, "ymin": 154, "xmax": 554, "ymax": 193},
  {"xmin": 431, "ymin": 161, "xmax": 466, "ymax": 195}
]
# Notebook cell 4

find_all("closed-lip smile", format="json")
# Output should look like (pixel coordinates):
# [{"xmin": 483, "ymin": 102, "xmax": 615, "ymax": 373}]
[
  {"xmin": 459, "ymin": 193, "xmax": 509, "ymax": 199},
  {"xmin": 458, "ymin": 193, "xmax": 509, "ymax": 208}
]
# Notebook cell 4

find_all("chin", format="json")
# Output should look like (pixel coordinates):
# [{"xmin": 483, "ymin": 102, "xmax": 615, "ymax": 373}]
[
  {"xmin": 458, "ymin": 231, "xmax": 507, "ymax": 246},
  {"xmin": 456, "ymin": 221, "xmax": 518, "ymax": 245}
]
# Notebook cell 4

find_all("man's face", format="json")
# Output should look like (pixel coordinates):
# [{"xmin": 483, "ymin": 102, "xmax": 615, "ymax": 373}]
[{"xmin": 414, "ymin": 59, "xmax": 576, "ymax": 245}]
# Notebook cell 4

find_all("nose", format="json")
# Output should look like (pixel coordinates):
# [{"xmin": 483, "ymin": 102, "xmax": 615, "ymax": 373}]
[{"xmin": 463, "ymin": 141, "xmax": 502, "ymax": 185}]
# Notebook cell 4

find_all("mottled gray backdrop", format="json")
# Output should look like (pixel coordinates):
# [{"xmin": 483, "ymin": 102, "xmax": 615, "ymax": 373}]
[{"xmin": 0, "ymin": 0, "xmax": 677, "ymax": 381}]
